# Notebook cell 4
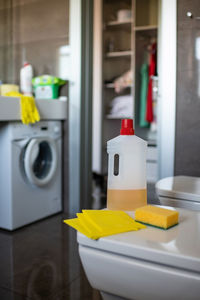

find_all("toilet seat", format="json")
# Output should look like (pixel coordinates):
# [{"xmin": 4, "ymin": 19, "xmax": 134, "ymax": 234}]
[
  {"xmin": 78, "ymin": 207, "xmax": 200, "ymax": 300},
  {"xmin": 156, "ymin": 176, "xmax": 200, "ymax": 210}
]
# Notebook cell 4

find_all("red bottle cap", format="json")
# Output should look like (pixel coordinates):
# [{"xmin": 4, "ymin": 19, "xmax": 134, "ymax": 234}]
[
  {"xmin": 120, "ymin": 119, "xmax": 135, "ymax": 135},
  {"xmin": 23, "ymin": 62, "xmax": 30, "ymax": 67}
]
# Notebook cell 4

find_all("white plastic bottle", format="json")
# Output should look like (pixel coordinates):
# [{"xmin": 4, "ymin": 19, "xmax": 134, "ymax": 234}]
[
  {"xmin": 20, "ymin": 62, "xmax": 33, "ymax": 96},
  {"xmin": 107, "ymin": 119, "xmax": 147, "ymax": 210}
]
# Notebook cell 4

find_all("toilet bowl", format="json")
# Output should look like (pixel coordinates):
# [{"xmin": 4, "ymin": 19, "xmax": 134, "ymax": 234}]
[
  {"xmin": 156, "ymin": 176, "xmax": 200, "ymax": 211},
  {"xmin": 78, "ymin": 207, "xmax": 200, "ymax": 300}
]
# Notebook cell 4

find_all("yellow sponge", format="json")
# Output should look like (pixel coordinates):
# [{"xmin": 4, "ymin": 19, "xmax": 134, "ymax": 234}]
[{"xmin": 135, "ymin": 205, "xmax": 179, "ymax": 229}]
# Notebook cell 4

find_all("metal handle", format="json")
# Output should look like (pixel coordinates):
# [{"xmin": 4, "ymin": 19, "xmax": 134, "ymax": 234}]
[{"xmin": 187, "ymin": 11, "xmax": 200, "ymax": 20}]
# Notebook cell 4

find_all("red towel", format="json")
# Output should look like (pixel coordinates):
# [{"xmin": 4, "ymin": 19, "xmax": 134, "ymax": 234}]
[{"xmin": 146, "ymin": 43, "xmax": 156, "ymax": 123}]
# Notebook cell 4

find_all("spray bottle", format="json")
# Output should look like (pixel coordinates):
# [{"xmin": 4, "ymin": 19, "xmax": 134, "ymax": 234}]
[
  {"xmin": 107, "ymin": 119, "xmax": 147, "ymax": 210},
  {"xmin": 20, "ymin": 62, "xmax": 33, "ymax": 96}
]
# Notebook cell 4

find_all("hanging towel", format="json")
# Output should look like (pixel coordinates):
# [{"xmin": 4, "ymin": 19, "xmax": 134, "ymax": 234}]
[
  {"xmin": 139, "ymin": 63, "xmax": 149, "ymax": 127},
  {"xmin": 5, "ymin": 91, "xmax": 40, "ymax": 125},
  {"xmin": 146, "ymin": 43, "xmax": 157, "ymax": 123}
]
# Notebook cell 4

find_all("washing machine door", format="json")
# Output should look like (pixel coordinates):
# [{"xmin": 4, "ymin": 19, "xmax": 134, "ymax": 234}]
[{"xmin": 24, "ymin": 138, "xmax": 57, "ymax": 187}]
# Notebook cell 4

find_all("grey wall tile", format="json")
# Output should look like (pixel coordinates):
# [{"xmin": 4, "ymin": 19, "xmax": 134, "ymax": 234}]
[
  {"xmin": 0, "ymin": 0, "xmax": 69, "ymax": 84},
  {"xmin": 175, "ymin": 0, "xmax": 200, "ymax": 176},
  {"xmin": 0, "ymin": 46, "xmax": 14, "ymax": 83},
  {"xmin": 177, "ymin": 29, "xmax": 196, "ymax": 72},
  {"xmin": 12, "ymin": 37, "xmax": 68, "ymax": 84},
  {"xmin": 12, "ymin": 0, "xmax": 69, "ymax": 44},
  {"xmin": 0, "ymin": 6, "xmax": 13, "ymax": 47}
]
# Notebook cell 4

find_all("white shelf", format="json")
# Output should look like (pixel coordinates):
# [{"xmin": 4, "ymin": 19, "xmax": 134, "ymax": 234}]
[
  {"xmin": 106, "ymin": 50, "xmax": 132, "ymax": 58},
  {"xmin": 0, "ymin": 96, "xmax": 67, "ymax": 121},
  {"xmin": 148, "ymin": 139, "xmax": 157, "ymax": 147},
  {"xmin": 105, "ymin": 83, "xmax": 132, "ymax": 88},
  {"xmin": 107, "ymin": 20, "xmax": 133, "ymax": 26},
  {"xmin": 135, "ymin": 25, "xmax": 158, "ymax": 31},
  {"xmin": 106, "ymin": 115, "xmax": 132, "ymax": 119},
  {"xmin": 105, "ymin": 83, "xmax": 115, "ymax": 88}
]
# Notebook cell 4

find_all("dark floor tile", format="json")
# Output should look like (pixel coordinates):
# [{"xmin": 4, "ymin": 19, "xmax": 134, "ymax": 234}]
[
  {"xmin": 55, "ymin": 274, "xmax": 102, "ymax": 300},
  {"xmin": 0, "ymin": 213, "xmax": 96, "ymax": 299},
  {"xmin": 0, "ymin": 287, "xmax": 29, "ymax": 300}
]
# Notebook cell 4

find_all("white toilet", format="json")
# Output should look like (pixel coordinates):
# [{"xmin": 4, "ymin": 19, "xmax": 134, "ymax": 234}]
[
  {"xmin": 77, "ymin": 206, "xmax": 200, "ymax": 300},
  {"xmin": 156, "ymin": 176, "xmax": 200, "ymax": 211}
]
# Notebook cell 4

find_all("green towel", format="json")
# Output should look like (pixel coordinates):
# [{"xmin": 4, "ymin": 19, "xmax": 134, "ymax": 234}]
[{"xmin": 139, "ymin": 63, "xmax": 149, "ymax": 127}]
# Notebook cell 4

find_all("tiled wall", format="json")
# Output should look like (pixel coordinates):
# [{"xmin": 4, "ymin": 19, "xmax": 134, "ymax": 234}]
[
  {"xmin": 0, "ymin": 0, "xmax": 69, "ymax": 84},
  {"xmin": 175, "ymin": 0, "xmax": 200, "ymax": 176}
]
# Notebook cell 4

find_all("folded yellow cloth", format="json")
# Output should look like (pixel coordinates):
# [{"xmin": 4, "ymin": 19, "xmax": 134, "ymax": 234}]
[
  {"xmin": 64, "ymin": 210, "xmax": 146, "ymax": 240},
  {"xmin": 5, "ymin": 91, "xmax": 40, "ymax": 125}
]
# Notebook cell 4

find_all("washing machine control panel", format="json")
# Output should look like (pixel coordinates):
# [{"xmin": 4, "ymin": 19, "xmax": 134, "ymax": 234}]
[{"xmin": 9, "ymin": 121, "xmax": 61, "ymax": 139}]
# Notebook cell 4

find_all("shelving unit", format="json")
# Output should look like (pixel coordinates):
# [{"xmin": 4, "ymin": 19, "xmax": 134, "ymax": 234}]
[{"xmin": 92, "ymin": 0, "xmax": 159, "ymax": 183}]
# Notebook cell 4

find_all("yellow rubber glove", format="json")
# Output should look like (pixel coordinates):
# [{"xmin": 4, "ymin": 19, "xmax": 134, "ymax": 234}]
[{"xmin": 5, "ymin": 91, "xmax": 40, "ymax": 125}]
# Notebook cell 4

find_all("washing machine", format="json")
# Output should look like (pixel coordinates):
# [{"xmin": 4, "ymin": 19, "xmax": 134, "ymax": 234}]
[{"xmin": 0, "ymin": 121, "xmax": 62, "ymax": 230}]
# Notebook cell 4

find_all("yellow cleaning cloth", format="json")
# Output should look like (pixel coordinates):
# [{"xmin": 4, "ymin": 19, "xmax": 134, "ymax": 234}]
[
  {"xmin": 64, "ymin": 210, "xmax": 146, "ymax": 240},
  {"xmin": 82, "ymin": 210, "xmax": 145, "ymax": 233},
  {"xmin": 65, "ymin": 218, "xmax": 93, "ymax": 238},
  {"xmin": 5, "ymin": 91, "xmax": 40, "ymax": 125},
  {"xmin": 76, "ymin": 213, "xmax": 102, "ymax": 239}
]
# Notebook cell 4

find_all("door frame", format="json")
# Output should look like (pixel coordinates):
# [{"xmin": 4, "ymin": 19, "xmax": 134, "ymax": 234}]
[
  {"xmin": 157, "ymin": 0, "xmax": 177, "ymax": 179},
  {"xmin": 68, "ymin": 0, "xmax": 93, "ymax": 215}
]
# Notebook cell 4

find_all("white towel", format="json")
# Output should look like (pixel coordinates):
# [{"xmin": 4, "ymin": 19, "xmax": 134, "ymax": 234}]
[{"xmin": 109, "ymin": 95, "xmax": 133, "ymax": 117}]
